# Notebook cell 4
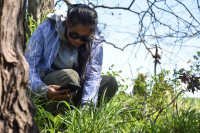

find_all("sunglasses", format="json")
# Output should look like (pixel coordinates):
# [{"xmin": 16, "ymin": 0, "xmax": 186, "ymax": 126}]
[{"xmin": 69, "ymin": 32, "xmax": 93, "ymax": 42}]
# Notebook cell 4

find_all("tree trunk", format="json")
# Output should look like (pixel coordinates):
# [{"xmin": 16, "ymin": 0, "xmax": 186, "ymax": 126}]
[
  {"xmin": 28, "ymin": 0, "xmax": 54, "ymax": 25},
  {"xmin": 0, "ymin": 0, "xmax": 39, "ymax": 132}
]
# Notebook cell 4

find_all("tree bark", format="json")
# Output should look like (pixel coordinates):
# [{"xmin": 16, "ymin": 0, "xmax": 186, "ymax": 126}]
[
  {"xmin": 28, "ymin": 0, "xmax": 54, "ymax": 25},
  {"xmin": 0, "ymin": 0, "xmax": 39, "ymax": 132}
]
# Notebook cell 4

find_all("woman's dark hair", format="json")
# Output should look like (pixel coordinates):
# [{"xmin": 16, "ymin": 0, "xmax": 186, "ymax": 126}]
[
  {"xmin": 67, "ymin": 4, "xmax": 98, "ymax": 83},
  {"xmin": 67, "ymin": 4, "xmax": 98, "ymax": 29}
]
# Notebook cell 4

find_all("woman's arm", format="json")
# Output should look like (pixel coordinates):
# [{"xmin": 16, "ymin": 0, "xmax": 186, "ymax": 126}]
[
  {"xmin": 81, "ymin": 36, "xmax": 104, "ymax": 106},
  {"xmin": 25, "ymin": 26, "xmax": 49, "ymax": 98}
]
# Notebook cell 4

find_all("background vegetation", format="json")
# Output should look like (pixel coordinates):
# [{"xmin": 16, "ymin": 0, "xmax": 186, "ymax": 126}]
[{"xmin": 32, "ymin": 67, "xmax": 200, "ymax": 132}]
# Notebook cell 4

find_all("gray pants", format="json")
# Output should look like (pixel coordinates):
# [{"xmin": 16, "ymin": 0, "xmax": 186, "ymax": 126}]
[{"xmin": 41, "ymin": 69, "xmax": 118, "ymax": 115}]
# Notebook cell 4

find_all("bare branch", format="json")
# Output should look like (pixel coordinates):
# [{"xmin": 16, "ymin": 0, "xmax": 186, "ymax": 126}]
[
  {"xmin": 198, "ymin": 0, "xmax": 200, "ymax": 11},
  {"xmin": 104, "ymin": 41, "xmax": 124, "ymax": 51},
  {"xmin": 54, "ymin": 0, "xmax": 71, "ymax": 7},
  {"xmin": 139, "ymin": 33, "xmax": 154, "ymax": 58},
  {"xmin": 154, "ymin": 90, "xmax": 185, "ymax": 124},
  {"xmin": 104, "ymin": 40, "xmax": 141, "ymax": 51},
  {"xmin": 128, "ymin": 0, "xmax": 135, "ymax": 9},
  {"xmin": 88, "ymin": 2, "xmax": 140, "ymax": 15},
  {"xmin": 175, "ymin": 0, "xmax": 200, "ymax": 25},
  {"xmin": 54, "ymin": 0, "xmax": 62, "ymax": 7}
]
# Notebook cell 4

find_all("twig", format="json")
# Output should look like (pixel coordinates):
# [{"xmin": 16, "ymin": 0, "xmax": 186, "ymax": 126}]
[
  {"xmin": 104, "ymin": 41, "xmax": 140, "ymax": 51},
  {"xmin": 88, "ymin": 2, "xmax": 139, "ymax": 15},
  {"xmin": 128, "ymin": 63, "xmax": 134, "ymax": 80},
  {"xmin": 128, "ymin": 0, "xmax": 135, "ymax": 9},
  {"xmin": 153, "ymin": 90, "xmax": 185, "ymax": 124}
]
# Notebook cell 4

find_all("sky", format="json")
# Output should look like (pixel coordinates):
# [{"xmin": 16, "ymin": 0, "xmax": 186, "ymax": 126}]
[{"xmin": 54, "ymin": 0, "xmax": 200, "ymax": 97}]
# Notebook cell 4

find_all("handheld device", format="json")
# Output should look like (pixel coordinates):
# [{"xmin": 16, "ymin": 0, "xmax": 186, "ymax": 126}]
[{"xmin": 57, "ymin": 83, "xmax": 81, "ymax": 92}]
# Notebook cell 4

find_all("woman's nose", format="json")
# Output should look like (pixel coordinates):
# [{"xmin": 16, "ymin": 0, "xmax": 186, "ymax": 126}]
[{"xmin": 76, "ymin": 38, "xmax": 84, "ymax": 43}]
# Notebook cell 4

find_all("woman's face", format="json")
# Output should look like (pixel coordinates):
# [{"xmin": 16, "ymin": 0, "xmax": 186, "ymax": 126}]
[{"xmin": 67, "ymin": 24, "xmax": 94, "ymax": 48}]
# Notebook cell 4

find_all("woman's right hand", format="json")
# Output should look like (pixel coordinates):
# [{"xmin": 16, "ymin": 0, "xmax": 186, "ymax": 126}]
[{"xmin": 47, "ymin": 85, "xmax": 72, "ymax": 100}]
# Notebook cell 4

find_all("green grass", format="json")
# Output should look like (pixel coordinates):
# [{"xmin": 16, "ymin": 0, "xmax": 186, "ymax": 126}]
[
  {"xmin": 179, "ymin": 97, "xmax": 200, "ymax": 109},
  {"xmin": 34, "ymin": 92, "xmax": 200, "ymax": 133}
]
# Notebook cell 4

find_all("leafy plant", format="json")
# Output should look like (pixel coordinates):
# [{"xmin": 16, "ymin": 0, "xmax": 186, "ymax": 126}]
[
  {"xmin": 102, "ymin": 64, "xmax": 133, "ymax": 91},
  {"xmin": 25, "ymin": 12, "xmax": 47, "ymax": 47}
]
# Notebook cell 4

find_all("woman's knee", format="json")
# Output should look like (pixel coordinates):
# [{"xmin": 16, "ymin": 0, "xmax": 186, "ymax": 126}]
[
  {"xmin": 101, "ymin": 75, "xmax": 118, "ymax": 97},
  {"xmin": 43, "ymin": 69, "xmax": 80, "ymax": 86},
  {"xmin": 61, "ymin": 69, "xmax": 80, "ymax": 84},
  {"xmin": 108, "ymin": 76, "xmax": 118, "ymax": 93}
]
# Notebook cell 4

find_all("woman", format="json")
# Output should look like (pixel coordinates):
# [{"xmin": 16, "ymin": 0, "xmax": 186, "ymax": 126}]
[{"xmin": 26, "ymin": 4, "xmax": 118, "ymax": 114}]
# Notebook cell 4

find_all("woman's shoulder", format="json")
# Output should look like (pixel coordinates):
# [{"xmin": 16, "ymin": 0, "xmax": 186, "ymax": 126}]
[
  {"xmin": 37, "ymin": 20, "xmax": 56, "ymax": 32},
  {"xmin": 33, "ymin": 20, "xmax": 58, "ymax": 40},
  {"xmin": 92, "ymin": 27, "xmax": 105, "ymax": 46}
]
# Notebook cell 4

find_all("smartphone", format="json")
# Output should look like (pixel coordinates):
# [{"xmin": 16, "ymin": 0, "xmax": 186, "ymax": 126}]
[{"xmin": 57, "ymin": 83, "xmax": 81, "ymax": 92}]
